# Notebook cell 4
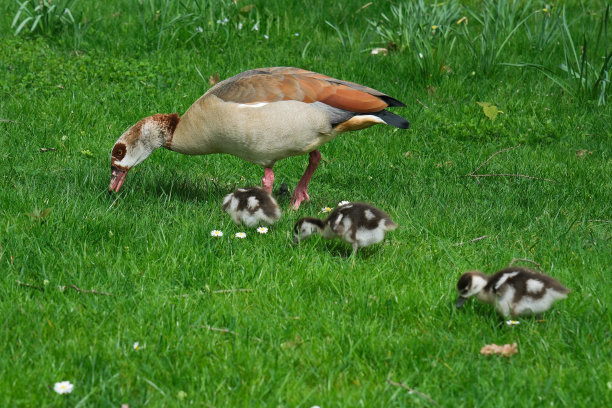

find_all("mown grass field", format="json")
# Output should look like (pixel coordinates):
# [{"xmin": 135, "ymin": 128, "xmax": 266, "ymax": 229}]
[{"xmin": 1, "ymin": 0, "xmax": 611, "ymax": 406}]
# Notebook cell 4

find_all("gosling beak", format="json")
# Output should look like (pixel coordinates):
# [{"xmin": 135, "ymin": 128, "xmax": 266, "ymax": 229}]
[
  {"xmin": 109, "ymin": 165, "xmax": 128, "ymax": 193},
  {"xmin": 456, "ymin": 296, "xmax": 468, "ymax": 309}
]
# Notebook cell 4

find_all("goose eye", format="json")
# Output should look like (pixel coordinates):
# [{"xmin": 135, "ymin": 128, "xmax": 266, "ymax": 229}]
[{"xmin": 112, "ymin": 143, "xmax": 127, "ymax": 160}]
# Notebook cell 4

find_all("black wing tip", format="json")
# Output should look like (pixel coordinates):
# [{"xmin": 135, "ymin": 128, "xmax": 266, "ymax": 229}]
[
  {"xmin": 397, "ymin": 119, "xmax": 410, "ymax": 129},
  {"xmin": 374, "ymin": 110, "xmax": 410, "ymax": 129},
  {"xmin": 380, "ymin": 95, "xmax": 407, "ymax": 107}
]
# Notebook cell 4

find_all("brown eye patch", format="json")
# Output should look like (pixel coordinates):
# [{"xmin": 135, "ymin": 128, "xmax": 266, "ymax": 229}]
[{"xmin": 112, "ymin": 143, "xmax": 127, "ymax": 160}]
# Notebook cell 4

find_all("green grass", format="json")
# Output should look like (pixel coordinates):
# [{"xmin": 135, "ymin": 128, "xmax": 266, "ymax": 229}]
[{"xmin": 1, "ymin": 0, "xmax": 611, "ymax": 406}]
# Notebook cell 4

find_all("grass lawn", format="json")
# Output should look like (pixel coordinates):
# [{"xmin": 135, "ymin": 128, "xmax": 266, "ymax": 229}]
[{"xmin": 1, "ymin": 0, "xmax": 610, "ymax": 406}]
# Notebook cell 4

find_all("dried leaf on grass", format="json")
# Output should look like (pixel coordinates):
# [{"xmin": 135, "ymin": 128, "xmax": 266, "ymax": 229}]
[
  {"xmin": 476, "ymin": 102, "xmax": 504, "ymax": 122},
  {"xmin": 371, "ymin": 48, "xmax": 388, "ymax": 55},
  {"xmin": 575, "ymin": 150, "xmax": 593, "ymax": 158},
  {"xmin": 209, "ymin": 72, "xmax": 220, "ymax": 86},
  {"xmin": 26, "ymin": 207, "xmax": 52, "ymax": 220},
  {"xmin": 480, "ymin": 343, "xmax": 518, "ymax": 357}
]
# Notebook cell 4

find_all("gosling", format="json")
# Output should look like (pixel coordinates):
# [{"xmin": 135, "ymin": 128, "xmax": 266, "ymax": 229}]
[
  {"xmin": 456, "ymin": 267, "xmax": 570, "ymax": 317},
  {"xmin": 293, "ymin": 202, "xmax": 397, "ymax": 252},
  {"xmin": 222, "ymin": 187, "xmax": 281, "ymax": 227}
]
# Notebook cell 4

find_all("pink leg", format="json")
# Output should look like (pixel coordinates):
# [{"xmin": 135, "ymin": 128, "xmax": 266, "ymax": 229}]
[
  {"xmin": 291, "ymin": 150, "xmax": 321, "ymax": 210},
  {"xmin": 262, "ymin": 167, "xmax": 274, "ymax": 193}
]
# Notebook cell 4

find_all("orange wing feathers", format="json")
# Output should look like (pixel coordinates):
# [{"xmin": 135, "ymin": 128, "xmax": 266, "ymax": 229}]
[{"xmin": 209, "ymin": 68, "xmax": 394, "ymax": 113}]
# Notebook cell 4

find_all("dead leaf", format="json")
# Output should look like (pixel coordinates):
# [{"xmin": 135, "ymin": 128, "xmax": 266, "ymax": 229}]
[
  {"xmin": 371, "ymin": 48, "xmax": 388, "ymax": 55},
  {"xmin": 386, "ymin": 41, "xmax": 398, "ymax": 52},
  {"xmin": 426, "ymin": 85, "xmax": 436, "ymax": 94},
  {"xmin": 26, "ymin": 207, "xmax": 52, "ymax": 220},
  {"xmin": 477, "ymin": 102, "xmax": 503, "ymax": 122},
  {"xmin": 575, "ymin": 149, "xmax": 593, "ymax": 158},
  {"xmin": 240, "ymin": 4, "xmax": 255, "ymax": 13},
  {"xmin": 40, "ymin": 147, "xmax": 56, "ymax": 153},
  {"xmin": 209, "ymin": 72, "xmax": 220, "ymax": 86},
  {"xmin": 281, "ymin": 334, "xmax": 303, "ymax": 349},
  {"xmin": 480, "ymin": 343, "xmax": 518, "ymax": 357}
]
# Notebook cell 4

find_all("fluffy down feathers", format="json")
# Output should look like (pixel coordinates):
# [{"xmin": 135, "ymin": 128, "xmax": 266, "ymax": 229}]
[{"xmin": 222, "ymin": 187, "xmax": 281, "ymax": 227}]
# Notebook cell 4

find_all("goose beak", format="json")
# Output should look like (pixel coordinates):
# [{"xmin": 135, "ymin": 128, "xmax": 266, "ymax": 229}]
[
  {"xmin": 109, "ymin": 165, "xmax": 128, "ymax": 193},
  {"xmin": 456, "ymin": 296, "xmax": 468, "ymax": 309}
]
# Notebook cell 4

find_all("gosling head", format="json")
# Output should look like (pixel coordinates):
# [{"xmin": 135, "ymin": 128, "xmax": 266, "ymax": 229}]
[
  {"xmin": 455, "ymin": 271, "xmax": 488, "ymax": 308},
  {"xmin": 293, "ymin": 217, "xmax": 325, "ymax": 244}
]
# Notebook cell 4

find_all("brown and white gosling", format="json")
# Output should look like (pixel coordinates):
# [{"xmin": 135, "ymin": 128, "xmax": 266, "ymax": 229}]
[
  {"xmin": 293, "ymin": 202, "xmax": 398, "ymax": 252},
  {"xmin": 222, "ymin": 187, "xmax": 281, "ymax": 227},
  {"xmin": 456, "ymin": 267, "xmax": 570, "ymax": 317}
]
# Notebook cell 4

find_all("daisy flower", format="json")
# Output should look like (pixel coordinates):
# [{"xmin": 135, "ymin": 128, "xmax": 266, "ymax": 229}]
[
  {"xmin": 263, "ymin": 34, "xmax": 269, "ymax": 40},
  {"xmin": 320, "ymin": 206, "xmax": 332, "ymax": 213},
  {"xmin": 133, "ymin": 341, "xmax": 144, "ymax": 350},
  {"xmin": 235, "ymin": 232, "xmax": 247, "ymax": 238},
  {"xmin": 256, "ymin": 226, "xmax": 269, "ymax": 234},
  {"xmin": 54, "ymin": 381, "xmax": 74, "ymax": 394},
  {"xmin": 506, "ymin": 320, "xmax": 520, "ymax": 326},
  {"xmin": 210, "ymin": 230, "xmax": 223, "ymax": 237}
]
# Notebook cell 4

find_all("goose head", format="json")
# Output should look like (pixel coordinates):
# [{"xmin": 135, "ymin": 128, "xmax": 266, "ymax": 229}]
[{"xmin": 109, "ymin": 113, "xmax": 179, "ymax": 192}]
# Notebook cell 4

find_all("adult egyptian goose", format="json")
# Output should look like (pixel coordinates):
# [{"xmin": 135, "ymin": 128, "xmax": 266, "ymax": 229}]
[
  {"xmin": 293, "ymin": 202, "xmax": 398, "ymax": 252},
  {"xmin": 455, "ymin": 267, "xmax": 570, "ymax": 317},
  {"xmin": 222, "ymin": 187, "xmax": 281, "ymax": 227},
  {"xmin": 109, "ymin": 67, "xmax": 410, "ymax": 209}
]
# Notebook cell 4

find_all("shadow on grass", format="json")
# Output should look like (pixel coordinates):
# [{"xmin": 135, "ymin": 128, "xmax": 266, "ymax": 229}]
[{"xmin": 146, "ymin": 176, "xmax": 230, "ymax": 203}]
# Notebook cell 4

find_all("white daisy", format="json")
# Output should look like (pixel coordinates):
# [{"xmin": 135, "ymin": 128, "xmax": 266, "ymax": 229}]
[
  {"xmin": 235, "ymin": 232, "xmax": 247, "ymax": 238},
  {"xmin": 320, "ymin": 206, "xmax": 332, "ymax": 213},
  {"xmin": 256, "ymin": 227, "xmax": 268, "ymax": 234},
  {"xmin": 53, "ymin": 381, "xmax": 74, "ymax": 394},
  {"xmin": 506, "ymin": 320, "xmax": 520, "ymax": 326},
  {"xmin": 210, "ymin": 230, "xmax": 223, "ymax": 237}
]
